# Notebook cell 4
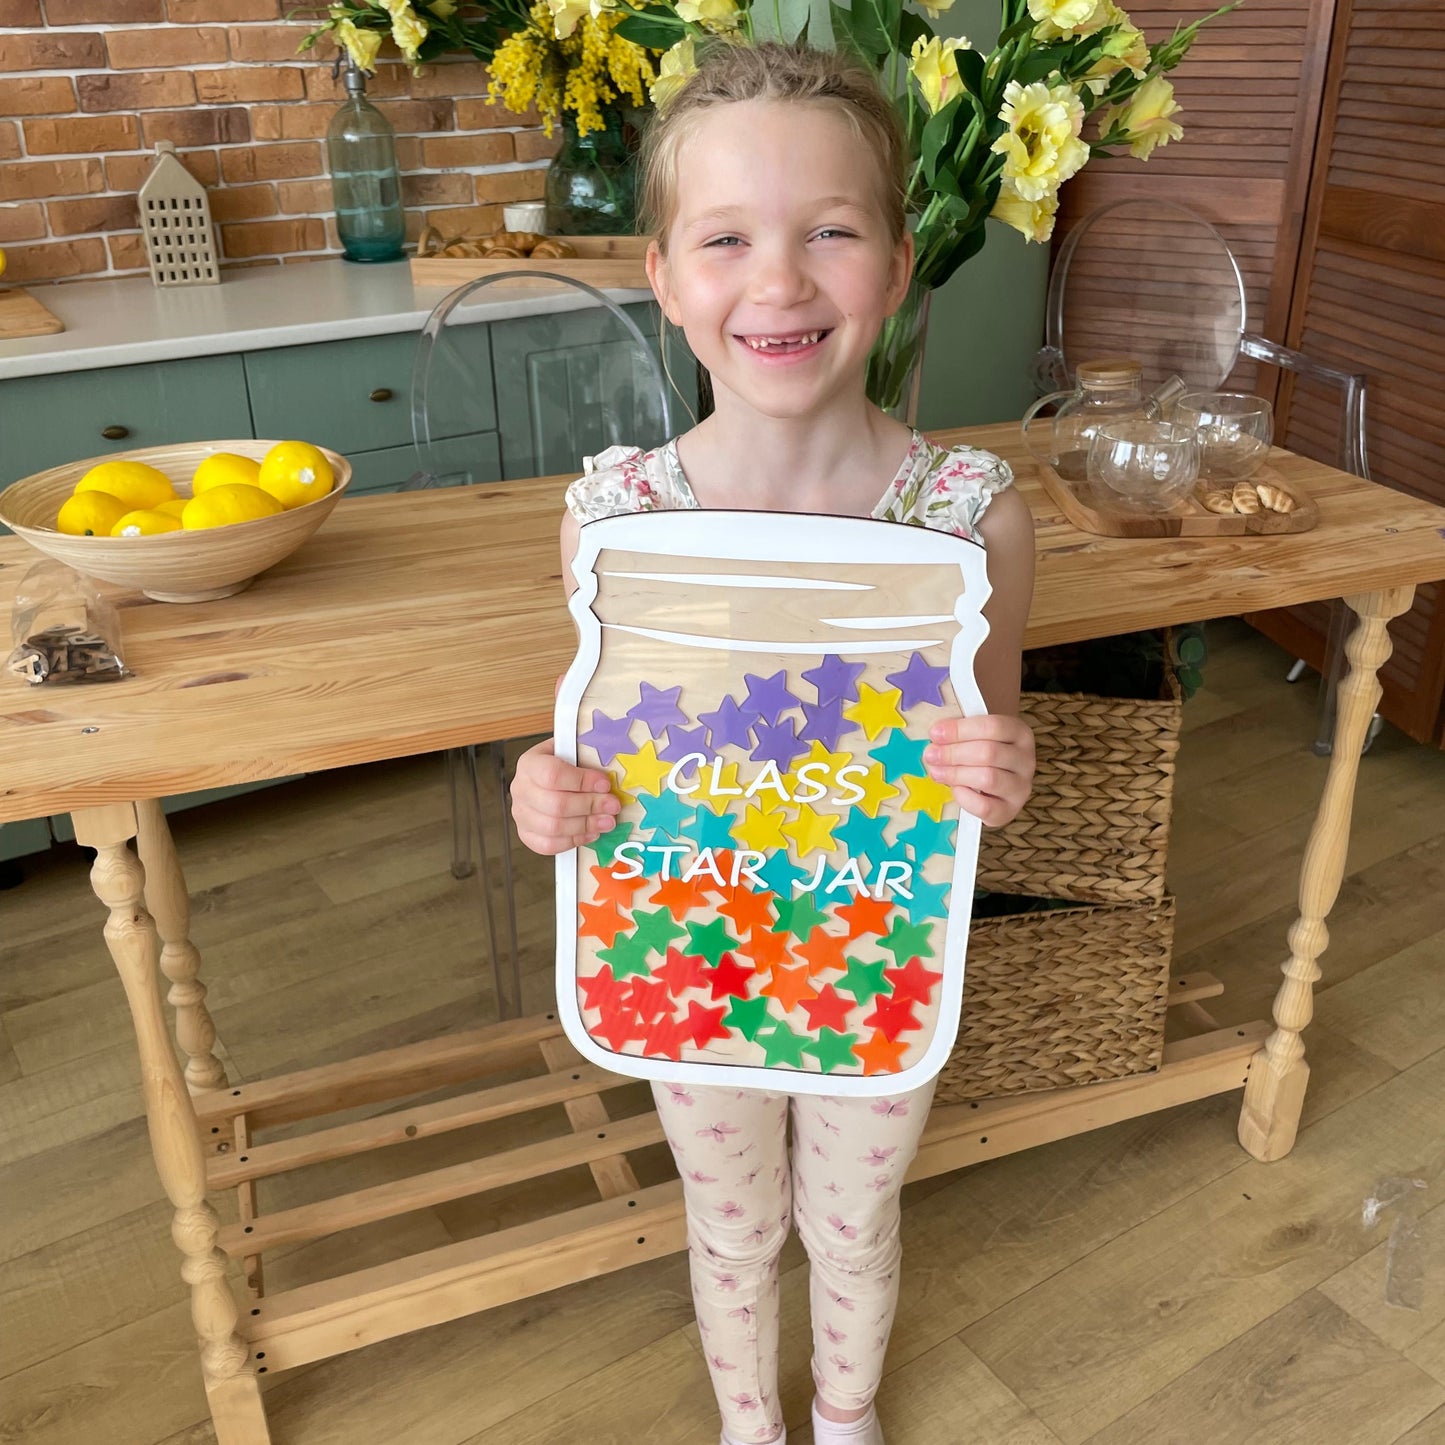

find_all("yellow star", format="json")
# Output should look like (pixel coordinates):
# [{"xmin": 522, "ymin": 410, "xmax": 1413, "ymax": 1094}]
[
  {"xmin": 852, "ymin": 762, "xmax": 901, "ymax": 818},
  {"xmin": 782, "ymin": 802, "xmax": 841, "ymax": 858},
  {"xmin": 697, "ymin": 758, "xmax": 743, "ymax": 805},
  {"xmin": 900, "ymin": 771, "xmax": 953, "ymax": 823},
  {"xmin": 843, "ymin": 682, "xmax": 907, "ymax": 741},
  {"xmin": 734, "ymin": 802, "xmax": 789, "ymax": 851},
  {"xmin": 616, "ymin": 739, "xmax": 673, "ymax": 797},
  {"xmin": 783, "ymin": 740, "xmax": 851, "ymax": 808}
]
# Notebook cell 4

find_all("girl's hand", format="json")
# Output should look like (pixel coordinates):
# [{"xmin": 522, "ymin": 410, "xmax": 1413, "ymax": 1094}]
[
  {"xmin": 511, "ymin": 738, "xmax": 620, "ymax": 856},
  {"xmin": 924, "ymin": 714, "xmax": 1035, "ymax": 828}
]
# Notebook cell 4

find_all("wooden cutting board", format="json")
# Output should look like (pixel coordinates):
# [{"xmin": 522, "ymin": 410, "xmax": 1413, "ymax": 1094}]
[
  {"xmin": 0, "ymin": 287, "xmax": 65, "ymax": 339},
  {"xmin": 410, "ymin": 234, "xmax": 650, "ymax": 290}
]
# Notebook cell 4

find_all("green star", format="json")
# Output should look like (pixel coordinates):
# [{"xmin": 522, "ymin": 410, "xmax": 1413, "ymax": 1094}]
[
  {"xmin": 804, "ymin": 1027, "xmax": 860, "ymax": 1073},
  {"xmin": 878, "ymin": 916, "xmax": 936, "ymax": 966},
  {"xmin": 596, "ymin": 931, "xmax": 652, "ymax": 981},
  {"xmin": 589, "ymin": 820, "xmax": 636, "ymax": 868},
  {"xmin": 772, "ymin": 892, "xmax": 830, "ymax": 941},
  {"xmin": 632, "ymin": 905, "xmax": 686, "ymax": 959},
  {"xmin": 723, "ymin": 994, "xmax": 773, "ymax": 1041},
  {"xmin": 758, "ymin": 1019, "xmax": 810, "ymax": 1068},
  {"xmin": 837, "ymin": 955, "xmax": 891, "ymax": 1005},
  {"xmin": 684, "ymin": 916, "xmax": 740, "ymax": 967}
]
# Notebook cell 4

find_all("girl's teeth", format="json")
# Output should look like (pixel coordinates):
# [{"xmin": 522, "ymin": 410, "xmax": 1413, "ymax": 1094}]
[{"xmin": 745, "ymin": 331, "xmax": 821, "ymax": 350}]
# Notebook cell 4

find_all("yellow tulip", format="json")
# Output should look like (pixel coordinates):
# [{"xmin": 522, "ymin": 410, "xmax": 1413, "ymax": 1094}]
[
  {"xmin": 650, "ymin": 35, "xmax": 698, "ymax": 108},
  {"xmin": 917, "ymin": 0, "xmax": 957, "ymax": 16},
  {"xmin": 990, "ymin": 79, "xmax": 1088, "ymax": 202},
  {"xmin": 991, "ymin": 178, "xmax": 1059, "ymax": 243},
  {"xmin": 678, "ymin": 0, "xmax": 741, "ymax": 30},
  {"xmin": 1029, "ymin": 0, "xmax": 1108, "ymax": 40},
  {"xmin": 547, "ymin": 0, "xmax": 590, "ymax": 36},
  {"xmin": 334, "ymin": 19, "xmax": 383, "ymax": 72},
  {"xmin": 909, "ymin": 34, "xmax": 971, "ymax": 116},
  {"xmin": 1081, "ymin": 2, "xmax": 1150, "ymax": 91},
  {"xmin": 381, "ymin": 0, "xmax": 429, "ymax": 57},
  {"xmin": 1102, "ymin": 74, "xmax": 1183, "ymax": 159}
]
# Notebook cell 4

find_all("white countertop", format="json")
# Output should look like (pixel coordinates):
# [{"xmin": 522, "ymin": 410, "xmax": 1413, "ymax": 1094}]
[{"xmin": 0, "ymin": 261, "xmax": 654, "ymax": 381}]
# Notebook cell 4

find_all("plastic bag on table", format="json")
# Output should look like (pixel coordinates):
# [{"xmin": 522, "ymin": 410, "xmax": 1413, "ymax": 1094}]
[{"xmin": 5, "ymin": 560, "xmax": 128, "ymax": 686}]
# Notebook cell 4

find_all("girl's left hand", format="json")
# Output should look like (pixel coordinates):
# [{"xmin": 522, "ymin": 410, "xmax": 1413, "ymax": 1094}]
[{"xmin": 923, "ymin": 714, "xmax": 1036, "ymax": 828}]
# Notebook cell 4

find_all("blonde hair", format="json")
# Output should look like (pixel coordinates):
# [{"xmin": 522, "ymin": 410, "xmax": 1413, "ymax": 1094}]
[{"xmin": 639, "ymin": 42, "xmax": 908, "ymax": 249}]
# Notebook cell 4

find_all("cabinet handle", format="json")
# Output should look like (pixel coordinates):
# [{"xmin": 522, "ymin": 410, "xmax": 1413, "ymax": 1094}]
[
  {"xmin": 101, "ymin": 424, "xmax": 130, "ymax": 440},
  {"xmin": 369, "ymin": 388, "xmax": 393, "ymax": 403}
]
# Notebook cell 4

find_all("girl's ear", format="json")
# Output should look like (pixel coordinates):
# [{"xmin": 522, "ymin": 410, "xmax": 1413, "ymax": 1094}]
[
  {"xmin": 646, "ymin": 240, "xmax": 684, "ymax": 326},
  {"xmin": 884, "ymin": 229, "xmax": 916, "ymax": 316}
]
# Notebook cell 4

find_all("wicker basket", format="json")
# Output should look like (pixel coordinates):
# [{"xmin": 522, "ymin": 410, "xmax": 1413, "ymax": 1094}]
[
  {"xmin": 974, "ymin": 672, "xmax": 1182, "ymax": 905},
  {"xmin": 934, "ymin": 895, "xmax": 1175, "ymax": 1104}
]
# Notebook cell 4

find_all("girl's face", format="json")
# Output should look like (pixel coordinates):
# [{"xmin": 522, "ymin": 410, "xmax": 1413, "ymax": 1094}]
[{"xmin": 647, "ymin": 99, "xmax": 913, "ymax": 422}]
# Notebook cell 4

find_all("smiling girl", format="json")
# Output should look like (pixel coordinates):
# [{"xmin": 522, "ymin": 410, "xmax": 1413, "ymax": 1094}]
[{"xmin": 511, "ymin": 42, "xmax": 1037, "ymax": 1445}]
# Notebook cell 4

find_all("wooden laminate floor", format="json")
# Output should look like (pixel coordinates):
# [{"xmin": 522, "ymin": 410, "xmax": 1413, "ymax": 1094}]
[{"xmin": 2, "ymin": 620, "xmax": 1444, "ymax": 1445}]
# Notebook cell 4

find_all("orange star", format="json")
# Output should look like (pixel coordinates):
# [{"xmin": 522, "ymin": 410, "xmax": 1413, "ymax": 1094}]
[
  {"xmin": 589, "ymin": 863, "xmax": 648, "ymax": 908},
  {"xmin": 578, "ymin": 899, "xmax": 629, "ymax": 947},
  {"xmin": 761, "ymin": 963, "xmax": 818, "ymax": 1013},
  {"xmin": 836, "ymin": 894, "xmax": 894, "ymax": 941},
  {"xmin": 649, "ymin": 873, "xmax": 710, "ymax": 921},
  {"xmin": 738, "ymin": 925, "xmax": 793, "ymax": 972},
  {"xmin": 794, "ymin": 926, "xmax": 849, "ymax": 977},
  {"xmin": 719, "ymin": 887, "xmax": 775, "ymax": 935},
  {"xmin": 852, "ymin": 1029, "xmax": 909, "ymax": 1075}
]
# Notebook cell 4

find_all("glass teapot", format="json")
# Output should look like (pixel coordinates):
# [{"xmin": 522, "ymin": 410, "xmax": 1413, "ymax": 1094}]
[{"xmin": 1022, "ymin": 358, "xmax": 1187, "ymax": 481}]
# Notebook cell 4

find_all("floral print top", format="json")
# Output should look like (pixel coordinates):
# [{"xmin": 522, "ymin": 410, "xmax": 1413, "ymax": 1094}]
[{"xmin": 564, "ymin": 429, "xmax": 1014, "ymax": 544}]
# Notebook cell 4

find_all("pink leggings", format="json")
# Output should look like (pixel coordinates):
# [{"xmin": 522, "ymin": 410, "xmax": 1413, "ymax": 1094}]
[{"xmin": 651, "ymin": 1076, "xmax": 937, "ymax": 1444}]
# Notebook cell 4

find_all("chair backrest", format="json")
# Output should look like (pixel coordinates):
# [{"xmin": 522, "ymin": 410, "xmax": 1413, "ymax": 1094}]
[{"xmin": 408, "ymin": 271, "xmax": 685, "ymax": 490}]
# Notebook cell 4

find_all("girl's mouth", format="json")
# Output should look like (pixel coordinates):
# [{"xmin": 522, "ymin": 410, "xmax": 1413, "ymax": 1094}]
[{"xmin": 736, "ymin": 329, "xmax": 832, "ymax": 360}]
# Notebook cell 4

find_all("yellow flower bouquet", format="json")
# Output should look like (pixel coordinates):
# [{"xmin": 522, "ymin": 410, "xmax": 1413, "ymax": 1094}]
[{"xmin": 297, "ymin": 1, "xmax": 511, "ymax": 72}]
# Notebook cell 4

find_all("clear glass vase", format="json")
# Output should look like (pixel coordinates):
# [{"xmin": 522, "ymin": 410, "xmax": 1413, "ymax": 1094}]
[
  {"xmin": 544, "ymin": 111, "xmax": 637, "ymax": 236},
  {"xmin": 326, "ymin": 62, "xmax": 405, "ymax": 264},
  {"xmin": 866, "ymin": 278, "xmax": 932, "ymax": 422}
]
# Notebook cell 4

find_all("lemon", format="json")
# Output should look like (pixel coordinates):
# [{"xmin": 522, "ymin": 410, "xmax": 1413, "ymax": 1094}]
[
  {"xmin": 193, "ymin": 452, "xmax": 262, "ymax": 496},
  {"xmin": 182, "ymin": 484, "xmax": 284, "ymax": 530},
  {"xmin": 111, "ymin": 508, "xmax": 183, "ymax": 537},
  {"xmin": 57, "ymin": 491, "xmax": 130, "ymax": 537},
  {"xmin": 75, "ymin": 460, "xmax": 176, "ymax": 511},
  {"xmin": 257, "ymin": 440, "xmax": 334, "ymax": 510},
  {"xmin": 155, "ymin": 499, "xmax": 189, "ymax": 519}
]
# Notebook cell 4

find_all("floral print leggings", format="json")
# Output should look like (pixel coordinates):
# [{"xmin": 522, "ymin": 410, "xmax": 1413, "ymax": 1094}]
[{"xmin": 651, "ymin": 1075, "xmax": 938, "ymax": 1445}]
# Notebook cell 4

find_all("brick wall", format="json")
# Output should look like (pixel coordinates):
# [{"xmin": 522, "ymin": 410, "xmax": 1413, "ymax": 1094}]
[{"xmin": 0, "ymin": 0, "xmax": 556, "ymax": 285}]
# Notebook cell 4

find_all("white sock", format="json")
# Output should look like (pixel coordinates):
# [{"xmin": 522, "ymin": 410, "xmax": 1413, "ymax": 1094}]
[{"xmin": 810, "ymin": 1398, "xmax": 883, "ymax": 1445}]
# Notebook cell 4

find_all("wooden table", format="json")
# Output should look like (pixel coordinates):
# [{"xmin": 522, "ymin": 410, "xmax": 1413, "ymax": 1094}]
[{"xmin": 3, "ymin": 423, "xmax": 1443, "ymax": 1445}]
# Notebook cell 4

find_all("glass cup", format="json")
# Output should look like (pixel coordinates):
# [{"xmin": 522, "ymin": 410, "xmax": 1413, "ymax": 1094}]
[
  {"xmin": 1175, "ymin": 392, "xmax": 1274, "ymax": 483},
  {"xmin": 1087, "ymin": 420, "xmax": 1200, "ymax": 512}
]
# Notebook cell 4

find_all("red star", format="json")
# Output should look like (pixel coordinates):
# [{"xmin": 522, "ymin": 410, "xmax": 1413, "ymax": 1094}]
[
  {"xmin": 837, "ymin": 894, "xmax": 893, "ymax": 940},
  {"xmin": 800, "ymin": 983, "xmax": 854, "ymax": 1034},
  {"xmin": 592, "ymin": 1008, "xmax": 642, "ymax": 1053},
  {"xmin": 686, "ymin": 999, "xmax": 731, "ymax": 1049},
  {"xmin": 649, "ymin": 873, "xmax": 710, "ymax": 921},
  {"xmin": 853, "ymin": 1029, "xmax": 909, "ymax": 1075},
  {"xmin": 738, "ymin": 925, "xmax": 792, "ymax": 971},
  {"xmin": 704, "ymin": 952, "xmax": 754, "ymax": 1000},
  {"xmin": 761, "ymin": 963, "xmax": 817, "ymax": 1014},
  {"xmin": 589, "ymin": 862, "xmax": 648, "ymax": 908},
  {"xmin": 578, "ymin": 899, "xmax": 629, "ymax": 947},
  {"xmin": 655, "ymin": 946, "xmax": 710, "ymax": 997},
  {"xmin": 578, "ymin": 966, "xmax": 623, "ymax": 1014},
  {"xmin": 719, "ymin": 887, "xmax": 776, "ymax": 935},
  {"xmin": 641, "ymin": 1010, "xmax": 689, "ymax": 1060},
  {"xmin": 795, "ymin": 926, "xmax": 849, "ymax": 976},
  {"xmin": 862, "ymin": 994, "xmax": 923, "ymax": 1041},
  {"xmin": 883, "ymin": 957, "xmax": 944, "ymax": 1006},
  {"xmin": 626, "ymin": 975, "xmax": 673, "ymax": 1023}
]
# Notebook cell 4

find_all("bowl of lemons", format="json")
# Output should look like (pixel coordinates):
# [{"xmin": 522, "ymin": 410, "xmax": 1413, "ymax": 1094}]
[{"xmin": 0, "ymin": 438, "xmax": 351, "ymax": 603}]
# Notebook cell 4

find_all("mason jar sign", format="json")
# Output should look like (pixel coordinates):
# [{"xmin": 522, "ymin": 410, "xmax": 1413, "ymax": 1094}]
[{"xmin": 555, "ymin": 511, "xmax": 992, "ymax": 1096}]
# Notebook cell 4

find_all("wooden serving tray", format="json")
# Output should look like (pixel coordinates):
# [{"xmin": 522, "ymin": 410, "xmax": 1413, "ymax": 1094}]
[
  {"xmin": 409, "ymin": 234, "xmax": 650, "ymax": 290},
  {"xmin": 0, "ymin": 286, "xmax": 65, "ymax": 339},
  {"xmin": 1033, "ymin": 454, "xmax": 1318, "ymax": 537}
]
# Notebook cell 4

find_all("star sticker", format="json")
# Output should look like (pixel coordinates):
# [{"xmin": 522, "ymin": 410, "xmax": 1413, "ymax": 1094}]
[
  {"xmin": 641, "ymin": 1010, "xmax": 690, "ymax": 1060},
  {"xmin": 684, "ymin": 802, "xmax": 738, "ymax": 852},
  {"xmin": 751, "ymin": 716, "xmax": 809, "ymax": 771},
  {"xmin": 686, "ymin": 999, "xmax": 732, "ymax": 1049},
  {"xmin": 723, "ymin": 993, "xmax": 773, "ymax": 1041},
  {"xmin": 685, "ymin": 917, "xmax": 741, "ymax": 967},
  {"xmin": 738, "ymin": 924, "xmax": 793, "ymax": 971},
  {"xmin": 898, "ymin": 812, "xmax": 957, "ymax": 861},
  {"xmin": 578, "ymin": 899, "xmax": 629, "ymax": 947},
  {"xmin": 801, "ymin": 983, "xmax": 855, "ymax": 1034},
  {"xmin": 719, "ymin": 887, "xmax": 775, "ymax": 936},
  {"xmin": 756, "ymin": 850, "xmax": 807, "ymax": 901},
  {"xmin": 578, "ymin": 965, "xmax": 624, "ymax": 1013},
  {"xmin": 632, "ymin": 906, "xmax": 687, "ymax": 959},
  {"xmin": 869, "ymin": 729, "xmax": 930, "ymax": 782},
  {"xmin": 853, "ymin": 1029, "xmax": 909, "ymax": 1075},
  {"xmin": 836, "ymin": 893, "xmax": 894, "ymax": 940},
  {"xmin": 802, "ymin": 654, "xmax": 866, "ymax": 706},
  {"xmin": 843, "ymin": 682, "xmax": 907, "ymax": 742},
  {"xmin": 742, "ymin": 670, "xmax": 799, "ymax": 725},
  {"xmin": 761, "ymin": 962, "xmax": 817, "ymax": 1013},
  {"xmin": 734, "ymin": 803, "xmax": 789, "ymax": 852},
  {"xmin": 639, "ymin": 788, "xmax": 692, "ymax": 840},
  {"xmin": 795, "ymin": 926, "xmax": 849, "ymax": 976},
  {"xmin": 899, "ymin": 772, "xmax": 952, "ymax": 823},
  {"xmin": 616, "ymin": 741, "xmax": 673, "ymax": 798},
  {"xmin": 877, "ymin": 916, "xmax": 936, "ymax": 966},
  {"xmin": 789, "ymin": 738, "xmax": 852, "ymax": 785},
  {"xmin": 588, "ymin": 820, "xmax": 636, "ymax": 869},
  {"xmin": 883, "ymin": 956, "xmax": 945, "ymax": 1006},
  {"xmin": 649, "ymin": 872, "xmax": 710, "ymax": 921},
  {"xmin": 589, "ymin": 861, "xmax": 649, "ymax": 908},
  {"xmin": 655, "ymin": 946, "xmax": 711, "ymax": 996},
  {"xmin": 628, "ymin": 682, "xmax": 687, "ymax": 738},
  {"xmin": 886, "ymin": 652, "xmax": 951, "ymax": 710},
  {"xmin": 592, "ymin": 1009, "xmax": 643, "ymax": 1052},
  {"xmin": 697, "ymin": 758, "xmax": 743, "ymax": 805},
  {"xmin": 799, "ymin": 698, "xmax": 859, "ymax": 753},
  {"xmin": 698, "ymin": 695, "xmax": 755, "ymax": 751},
  {"xmin": 772, "ymin": 892, "xmax": 830, "ymax": 941},
  {"xmin": 805, "ymin": 1026, "xmax": 861, "ymax": 1072},
  {"xmin": 757, "ymin": 1018, "xmax": 810, "ymax": 1068},
  {"xmin": 625, "ymin": 975, "xmax": 673, "ymax": 1023},
  {"xmin": 577, "ymin": 710, "xmax": 637, "ymax": 766},
  {"xmin": 597, "ymin": 930, "xmax": 654, "ymax": 981},
  {"xmin": 703, "ymin": 951, "xmax": 754, "ymax": 999},
  {"xmin": 850, "ymin": 763, "xmax": 901, "ymax": 819},
  {"xmin": 900, "ymin": 873, "xmax": 951, "ymax": 924},
  {"xmin": 837, "ymin": 955, "xmax": 892, "ymax": 1005},
  {"xmin": 657, "ymin": 723, "xmax": 711, "ymax": 763},
  {"xmin": 862, "ymin": 993, "xmax": 923, "ymax": 1041},
  {"xmin": 782, "ymin": 803, "xmax": 841, "ymax": 859},
  {"xmin": 832, "ymin": 810, "xmax": 892, "ymax": 866}
]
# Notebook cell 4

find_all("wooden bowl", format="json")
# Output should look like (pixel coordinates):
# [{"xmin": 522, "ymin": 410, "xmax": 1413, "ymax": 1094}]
[{"xmin": 0, "ymin": 439, "xmax": 352, "ymax": 603}]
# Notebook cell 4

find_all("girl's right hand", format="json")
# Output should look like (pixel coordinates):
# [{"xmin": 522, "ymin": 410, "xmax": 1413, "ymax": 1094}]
[{"xmin": 510, "ymin": 738, "xmax": 620, "ymax": 856}]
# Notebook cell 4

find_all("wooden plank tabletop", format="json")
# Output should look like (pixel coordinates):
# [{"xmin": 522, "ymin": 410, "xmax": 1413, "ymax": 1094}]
[{"xmin": 3, "ymin": 421, "xmax": 1443, "ymax": 823}]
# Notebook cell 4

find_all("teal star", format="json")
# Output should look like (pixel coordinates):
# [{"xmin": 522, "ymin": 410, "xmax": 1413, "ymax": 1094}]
[
  {"xmin": 723, "ymin": 994, "xmax": 773, "ymax": 1041},
  {"xmin": 898, "ymin": 813, "xmax": 956, "ymax": 863},
  {"xmin": 869, "ymin": 729, "xmax": 930, "ymax": 782},
  {"xmin": 684, "ymin": 916, "xmax": 740, "ymax": 966},
  {"xmin": 589, "ymin": 820, "xmax": 636, "ymax": 868},
  {"xmin": 597, "ymin": 931, "xmax": 652, "ymax": 981},
  {"xmin": 632, "ymin": 906, "xmax": 686, "ymax": 959},
  {"xmin": 900, "ymin": 873, "xmax": 952, "ymax": 924},
  {"xmin": 757, "ymin": 849, "xmax": 807, "ymax": 900},
  {"xmin": 837, "ymin": 955, "xmax": 891, "ymax": 1005},
  {"xmin": 639, "ymin": 790, "xmax": 691, "ymax": 841},
  {"xmin": 878, "ymin": 916, "xmax": 937, "ymax": 966},
  {"xmin": 683, "ymin": 801, "xmax": 737, "ymax": 852},
  {"xmin": 757, "ymin": 1019, "xmax": 810, "ymax": 1068},
  {"xmin": 833, "ymin": 810, "xmax": 892, "ymax": 867},
  {"xmin": 772, "ymin": 892, "xmax": 830, "ymax": 941},
  {"xmin": 803, "ymin": 1027, "xmax": 860, "ymax": 1073}
]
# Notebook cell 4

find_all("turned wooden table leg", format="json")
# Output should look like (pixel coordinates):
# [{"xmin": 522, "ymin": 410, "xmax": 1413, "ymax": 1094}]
[
  {"xmin": 135, "ymin": 798, "xmax": 228, "ymax": 1092},
  {"xmin": 1238, "ymin": 584, "xmax": 1415, "ymax": 1162},
  {"xmin": 72, "ymin": 803, "xmax": 268, "ymax": 1445}
]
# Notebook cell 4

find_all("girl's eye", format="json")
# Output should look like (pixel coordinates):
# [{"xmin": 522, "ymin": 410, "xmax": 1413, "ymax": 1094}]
[
  {"xmin": 705, "ymin": 235, "xmax": 743, "ymax": 248},
  {"xmin": 814, "ymin": 228, "xmax": 856, "ymax": 241}
]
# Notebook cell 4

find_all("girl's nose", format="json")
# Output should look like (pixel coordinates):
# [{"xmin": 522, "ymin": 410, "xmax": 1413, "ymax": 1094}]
[{"xmin": 746, "ymin": 244, "xmax": 815, "ymax": 306}]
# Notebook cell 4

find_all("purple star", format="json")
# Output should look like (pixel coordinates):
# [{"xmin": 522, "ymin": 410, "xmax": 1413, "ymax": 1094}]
[
  {"xmin": 799, "ymin": 697, "xmax": 859, "ymax": 752},
  {"xmin": 802, "ymin": 654, "xmax": 866, "ymax": 707},
  {"xmin": 628, "ymin": 681, "xmax": 687, "ymax": 738},
  {"xmin": 577, "ymin": 709, "xmax": 636, "ymax": 766},
  {"xmin": 699, "ymin": 695, "xmax": 755, "ymax": 752},
  {"xmin": 886, "ymin": 652, "xmax": 951, "ymax": 710},
  {"xmin": 741, "ymin": 670, "xmax": 799, "ymax": 726},
  {"xmin": 750, "ymin": 716, "xmax": 808, "ymax": 771},
  {"xmin": 658, "ymin": 723, "xmax": 710, "ymax": 762}
]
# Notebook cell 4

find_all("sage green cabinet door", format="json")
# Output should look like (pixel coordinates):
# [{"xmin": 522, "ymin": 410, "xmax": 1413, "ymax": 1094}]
[
  {"xmin": 346, "ymin": 430, "xmax": 501, "ymax": 494},
  {"xmin": 0, "ymin": 355, "xmax": 253, "ymax": 487},
  {"xmin": 0, "ymin": 817, "xmax": 51, "ymax": 863}
]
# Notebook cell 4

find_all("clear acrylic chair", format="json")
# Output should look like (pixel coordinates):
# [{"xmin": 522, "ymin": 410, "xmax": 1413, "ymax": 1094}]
[
  {"xmin": 1035, "ymin": 198, "xmax": 1376, "ymax": 755},
  {"xmin": 407, "ymin": 271, "xmax": 680, "ymax": 1016}
]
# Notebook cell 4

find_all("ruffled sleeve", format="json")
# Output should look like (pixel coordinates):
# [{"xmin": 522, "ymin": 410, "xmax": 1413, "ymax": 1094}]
[
  {"xmin": 564, "ymin": 443, "xmax": 682, "ymax": 522},
  {"xmin": 882, "ymin": 440, "xmax": 1014, "ymax": 543}
]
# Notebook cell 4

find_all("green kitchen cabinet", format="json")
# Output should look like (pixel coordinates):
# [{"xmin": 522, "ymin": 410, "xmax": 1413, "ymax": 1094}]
[{"xmin": 347, "ymin": 430, "xmax": 502, "ymax": 494}]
